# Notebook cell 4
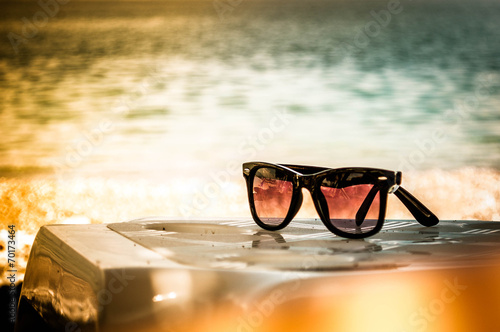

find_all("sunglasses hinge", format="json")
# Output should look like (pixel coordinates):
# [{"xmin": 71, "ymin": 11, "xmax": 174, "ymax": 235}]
[{"xmin": 388, "ymin": 184, "xmax": 400, "ymax": 194}]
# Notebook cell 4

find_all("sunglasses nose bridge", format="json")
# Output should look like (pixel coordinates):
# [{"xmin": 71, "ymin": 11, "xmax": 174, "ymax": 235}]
[{"xmin": 296, "ymin": 174, "xmax": 315, "ymax": 190}]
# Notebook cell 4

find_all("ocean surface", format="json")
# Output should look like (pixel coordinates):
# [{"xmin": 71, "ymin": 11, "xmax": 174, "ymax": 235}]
[
  {"xmin": 1, "ymin": 0, "xmax": 500, "ymax": 282},
  {"xmin": 1, "ymin": 0, "xmax": 500, "ymax": 176}
]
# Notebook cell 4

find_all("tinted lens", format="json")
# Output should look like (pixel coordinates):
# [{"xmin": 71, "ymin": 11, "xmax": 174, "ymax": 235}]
[
  {"xmin": 320, "ymin": 174, "xmax": 380, "ymax": 234},
  {"xmin": 252, "ymin": 167, "xmax": 294, "ymax": 226}
]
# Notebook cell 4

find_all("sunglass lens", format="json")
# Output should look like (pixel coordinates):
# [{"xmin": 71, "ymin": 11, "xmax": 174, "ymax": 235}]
[
  {"xmin": 252, "ymin": 167, "xmax": 293, "ymax": 226},
  {"xmin": 320, "ymin": 174, "xmax": 380, "ymax": 234}
]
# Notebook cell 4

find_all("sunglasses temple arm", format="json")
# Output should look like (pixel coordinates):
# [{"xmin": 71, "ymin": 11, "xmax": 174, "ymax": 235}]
[
  {"xmin": 355, "ymin": 185, "xmax": 380, "ymax": 226},
  {"xmin": 394, "ymin": 186, "xmax": 439, "ymax": 226}
]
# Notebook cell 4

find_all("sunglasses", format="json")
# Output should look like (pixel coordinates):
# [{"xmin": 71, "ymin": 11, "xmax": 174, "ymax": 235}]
[{"xmin": 243, "ymin": 162, "xmax": 439, "ymax": 239}]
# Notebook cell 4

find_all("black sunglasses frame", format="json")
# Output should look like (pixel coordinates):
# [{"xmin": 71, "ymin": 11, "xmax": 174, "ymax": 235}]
[{"xmin": 243, "ymin": 162, "xmax": 439, "ymax": 239}]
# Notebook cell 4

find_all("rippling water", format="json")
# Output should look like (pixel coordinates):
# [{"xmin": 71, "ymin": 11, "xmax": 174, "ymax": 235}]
[
  {"xmin": 1, "ymin": 0, "xmax": 499, "ymax": 176},
  {"xmin": 1, "ymin": 0, "xmax": 500, "ymax": 283}
]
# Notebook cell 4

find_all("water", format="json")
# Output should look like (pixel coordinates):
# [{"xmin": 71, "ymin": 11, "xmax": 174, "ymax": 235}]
[
  {"xmin": 1, "ymin": 0, "xmax": 500, "ymax": 283},
  {"xmin": 1, "ymin": 0, "xmax": 499, "ymax": 177}
]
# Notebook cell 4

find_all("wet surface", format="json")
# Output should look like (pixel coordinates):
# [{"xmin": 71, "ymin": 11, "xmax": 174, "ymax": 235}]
[{"xmin": 108, "ymin": 218, "xmax": 500, "ymax": 272}]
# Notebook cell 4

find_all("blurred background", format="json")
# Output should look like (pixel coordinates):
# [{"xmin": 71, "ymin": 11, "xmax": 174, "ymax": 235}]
[{"xmin": 1, "ymin": 0, "xmax": 500, "ymax": 285}]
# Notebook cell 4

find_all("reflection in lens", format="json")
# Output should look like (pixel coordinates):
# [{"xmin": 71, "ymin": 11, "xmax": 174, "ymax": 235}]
[
  {"xmin": 253, "ymin": 167, "xmax": 293, "ymax": 226},
  {"xmin": 320, "ymin": 181, "xmax": 380, "ymax": 234}
]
